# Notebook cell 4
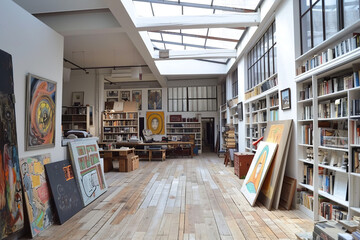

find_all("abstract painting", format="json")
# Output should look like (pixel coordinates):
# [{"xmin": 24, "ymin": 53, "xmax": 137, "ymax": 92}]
[
  {"xmin": 45, "ymin": 160, "xmax": 83, "ymax": 224},
  {"xmin": 241, "ymin": 141, "xmax": 277, "ymax": 206},
  {"xmin": 19, "ymin": 154, "xmax": 54, "ymax": 237},
  {"xmin": 26, "ymin": 74, "xmax": 56, "ymax": 150},
  {"xmin": 146, "ymin": 111, "xmax": 164, "ymax": 135},
  {"xmin": 132, "ymin": 90, "xmax": 142, "ymax": 110},
  {"xmin": 258, "ymin": 120, "xmax": 293, "ymax": 210},
  {"xmin": 148, "ymin": 89, "xmax": 162, "ymax": 110},
  {"xmin": 0, "ymin": 49, "xmax": 24, "ymax": 239},
  {"xmin": 68, "ymin": 139, "xmax": 107, "ymax": 206}
]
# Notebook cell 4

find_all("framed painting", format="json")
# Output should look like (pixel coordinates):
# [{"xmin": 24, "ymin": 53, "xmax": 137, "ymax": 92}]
[
  {"xmin": 148, "ymin": 89, "xmax": 162, "ymax": 110},
  {"xmin": 241, "ymin": 141, "xmax": 278, "ymax": 206},
  {"xmin": 26, "ymin": 74, "xmax": 56, "ymax": 150},
  {"xmin": 106, "ymin": 90, "xmax": 118, "ymax": 98},
  {"xmin": 280, "ymin": 88, "xmax": 291, "ymax": 110},
  {"xmin": 146, "ymin": 111, "xmax": 165, "ymax": 135},
  {"xmin": 68, "ymin": 139, "xmax": 107, "ymax": 206},
  {"xmin": 120, "ymin": 91, "xmax": 130, "ymax": 101},
  {"xmin": 45, "ymin": 160, "xmax": 84, "ymax": 224},
  {"xmin": 132, "ymin": 90, "xmax": 142, "ymax": 110},
  {"xmin": 19, "ymin": 154, "xmax": 54, "ymax": 237},
  {"xmin": 71, "ymin": 91, "xmax": 84, "ymax": 106},
  {"xmin": 0, "ymin": 49, "xmax": 24, "ymax": 239}
]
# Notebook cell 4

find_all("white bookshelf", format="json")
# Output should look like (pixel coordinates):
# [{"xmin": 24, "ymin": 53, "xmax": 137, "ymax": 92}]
[
  {"xmin": 101, "ymin": 111, "xmax": 139, "ymax": 142},
  {"xmin": 296, "ymin": 49, "xmax": 360, "ymax": 221}
]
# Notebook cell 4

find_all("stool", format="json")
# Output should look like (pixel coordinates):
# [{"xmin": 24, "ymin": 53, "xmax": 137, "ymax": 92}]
[{"xmin": 148, "ymin": 149, "xmax": 166, "ymax": 161}]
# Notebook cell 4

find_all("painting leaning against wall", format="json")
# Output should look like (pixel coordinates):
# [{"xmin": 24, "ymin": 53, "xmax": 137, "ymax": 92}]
[{"xmin": 0, "ymin": 49, "xmax": 24, "ymax": 239}]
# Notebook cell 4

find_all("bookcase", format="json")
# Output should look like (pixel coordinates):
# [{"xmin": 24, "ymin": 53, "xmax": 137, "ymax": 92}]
[
  {"xmin": 296, "ymin": 45, "xmax": 360, "ymax": 221},
  {"xmin": 101, "ymin": 111, "xmax": 139, "ymax": 142},
  {"xmin": 219, "ymin": 104, "xmax": 227, "ymax": 152},
  {"xmin": 244, "ymin": 87, "xmax": 279, "ymax": 153},
  {"xmin": 166, "ymin": 116, "xmax": 202, "ymax": 153},
  {"xmin": 62, "ymin": 106, "xmax": 93, "ymax": 135}
]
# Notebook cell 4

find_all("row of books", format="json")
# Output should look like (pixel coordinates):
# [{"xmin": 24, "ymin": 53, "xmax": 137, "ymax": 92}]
[
  {"xmin": 319, "ymin": 200, "xmax": 348, "ymax": 221},
  {"xmin": 252, "ymin": 112, "xmax": 267, "ymax": 123},
  {"xmin": 302, "ymin": 105, "xmax": 313, "ymax": 120},
  {"xmin": 251, "ymin": 99, "xmax": 266, "ymax": 111},
  {"xmin": 104, "ymin": 112, "xmax": 137, "ymax": 119},
  {"xmin": 301, "ymin": 124, "xmax": 313, "ymax": 145},
  {"xmin": 103, "ymin": 127, "xmax": 137, "ymax": 133},
  {"xmin": 299, "ymin": 84, "xmax": 312, "ymax": 100},
  {"xmin": 318, "ymin": 97, "xmax": 348, "ymax": 118},
  {"xmin": 318, "ymin": 74, "xmax": 354, "ymax": 96},
  {"xmin": 319, "ymin": 128, "xmax": 348, "ymax": 149},
  {"xmin": 353, "ymin": 148, "xmax": 360, "ymax": 173},
  {"xmin": 303, "ymin": 164, "xmax": 313, "ymax": 185},
  {"xmin": 299, "ymin": 33, "xmax": 360, "ymax": 74},
  {"xmin": 351, "ymin": 99, "xmax": 360, "ymax": 116},
  {"xmin": 269, "ymin": 109, "xmax": 279, "ymax": 121},
  {"xmin": 318, "ymin": 168, "xmax": 334, "ymax": 194},
  {"xmin": 352, "ymin": 123, "xmax": 360, "ymax": 145},
  {"xmin": 103, "ymin": 120, "xmax": 138, "ymax": 127},
  {"xmin": 244, "ymin": 77, "xmax": 278, "ymax": 100},
  {"xmin": 269, "ymin": 93, "xmax": 279, "ymax": 107},
  {"xmin": 299, "ymin": 191, "xmax": 314, "ymax": 211}
]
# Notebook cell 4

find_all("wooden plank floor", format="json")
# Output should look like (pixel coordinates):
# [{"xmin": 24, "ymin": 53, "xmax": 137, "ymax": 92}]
[{"xmin": 36, "ymin": 153, "xmax": 313, "ymax": 240}]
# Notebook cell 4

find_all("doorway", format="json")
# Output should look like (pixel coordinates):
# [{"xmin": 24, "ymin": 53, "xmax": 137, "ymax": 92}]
[{"xmin": 201, "ymin": 117, "xmax": 215, "ymax": 152}]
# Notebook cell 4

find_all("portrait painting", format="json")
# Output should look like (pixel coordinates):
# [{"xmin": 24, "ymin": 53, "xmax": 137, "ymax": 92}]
[
  {"xmin": 0, "ymin": 49, "xmax": 24, "ymax": 239},
  {"xmin": 148, "ymin": 89, "xmax": 162, "ymax": 110},
  {"xmin": 26, "ymin": 74, "xmax": 56, "ymax": 150},
  {"xmin": 132, "ymin": 90, "xmax": 142, "ymax": 110},
  {"xmin": 241, "ymin": 141, "xmax": 278, "ymax": 206},
  {"xmin": 19, "ymin": 154, "xmax": 54, "ymax": 237},
  {"xmin": 146, "ymin": 111, "xmax": 165, "ymax": 135}
]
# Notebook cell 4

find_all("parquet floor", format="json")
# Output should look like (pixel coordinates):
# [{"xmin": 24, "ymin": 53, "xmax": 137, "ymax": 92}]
[{"xmin": 36, "ymin": 153, "xmax": 313, "ymax": 240}]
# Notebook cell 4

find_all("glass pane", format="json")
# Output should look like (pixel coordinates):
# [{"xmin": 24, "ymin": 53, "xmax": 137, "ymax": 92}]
[
  {"xmin": 168, "ymin": 88, "xmax": 173, "ymax": 99},
  {"xmin": 269, "ymin": 47, "xmax": 274, "ymax": 76},
  {"xmin": 133, "ymin": 2, "xmax": 153, "ymax": 17},
  {"xmin": 183, "ymin": 87, "xmax": 187, "ymax": 99},
  {"xmin": 177, "ymin": 99, "xmax": 182, "ymax": 111},
  {"xmin": 344, "ymin": 0, "xmax": 360, "ymax": 28},
  {"xmin": 301, "ymin": 0, "xmax": 311, "ymax": 15},
  {"xmin": 268, "ymin": 25, "xmax": 273, "ymax": 47},
  {"xmin": 264, "ymin": 53, "xmax": 269, "ymax": 78},
  {"xmin": 264, "ymin": 30, "xmax": 268, "ymax": 52},
  {"xmin": 169, "ymin": 100, "xmax": 173, "ymax": 112},
  {"xmin": 162, "ymin": 34, "xmax": 182, "ymax": 43},
  {"xmin": 324, "ymin": 0, "xmax": 338, "ymax": 39},
  {"xmin": 183, "ymin": 6, "xmax": 213, "ymax": 16},
  {"xmin": 152, "ymin": 3, "xmax": 182, "ymax": 16},
  {"xmin": 173, "ymin": 99, "xmax": 178, "ymax": 112},
  {"xmin": 210, "ymin": 99, "xmax": 217, "ymax": 111},
  {"xmin": 301, "ymin": 11, "xmax": 311, "ymax": 53},
  {"xmin": 183, "ymin": 99, "xmax": 187, "ymax": 111},
  {"xmin": 273, "ymin": 45, "xmax": 277, "ymax": 73},
  {"xmin": 273, "ymin": 22, "xmax": 276, "ymax": 43},
  {"xmin": 199, "ymin": 100, "xmax": 206, "ymax": 111},
  {"xmin": 189, "ymin": 100, "xmax": 197, "ymax": 111},
  {"xmin": 312, "ymin": 0, "xmax": 324, "ymax": 47},
  {"xmin": 183, "ymin": 36, "xmax": 205, "ymax": 46}
]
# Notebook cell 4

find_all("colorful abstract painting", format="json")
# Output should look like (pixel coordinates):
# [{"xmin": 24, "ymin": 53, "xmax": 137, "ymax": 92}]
[
  {"xmin": 241, "ymin": 141, "xmax": 277, "ymax": 206},
  {"xmin": 44, "ymin": 160, "xmax": 83, "ymax": 224},
  {"xmin": 132, "ymin": 90, "xmax": 142, "ymax": 110},
  {"xmin": 26, "ymin": 74, "xmax": 56, "ymax": 150},
  {"xmin": 146, "ymin": 111, "xmax": 164, "ymax": 135},
  {"xmin": 19, "ymin": 154, "xmax": 54, "ymax": 237},
  {"xmin": 148, "ymin": 89, "xmax": 162, "ymax": 110},
  {"xmin": 0, "ymin": 50, "xmax": 24, "ymax": 239},
  {"xmin": 68, "ymin": 139, "xmax": 107, "ymax": 206}
]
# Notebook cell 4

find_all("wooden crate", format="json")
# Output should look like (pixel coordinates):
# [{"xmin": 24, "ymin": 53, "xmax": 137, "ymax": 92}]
[
  {"xmin": 131, "ymin": 155, "xmax": 139, "ymax": 171},
  {"xmin": 234, "ymin": 152, "xmax": 254, "ymax": 179}
]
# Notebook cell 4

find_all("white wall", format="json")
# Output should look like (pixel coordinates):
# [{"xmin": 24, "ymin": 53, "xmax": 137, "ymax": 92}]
[{"xmin": 0, "ymin": 1, "xmax": 65, "ymax": 161}]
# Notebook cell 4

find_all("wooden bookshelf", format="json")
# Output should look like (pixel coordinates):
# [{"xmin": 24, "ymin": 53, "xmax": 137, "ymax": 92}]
[
  {"xmin": 61, "ymin": 106, "xmax": 93, "ymax": 135},
  {"xmin": 101, "ymin": 111, "xmax": 139, "ymax": 142}
]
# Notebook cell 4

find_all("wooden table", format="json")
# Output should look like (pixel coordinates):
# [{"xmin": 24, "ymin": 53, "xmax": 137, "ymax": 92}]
[
  {"xmin": 100, "ymin": 141, "xmax": 195, "ymax": 158},
  {"xmin": 99, "ymin": 148, "xmax": 136, "ymax": 172}
]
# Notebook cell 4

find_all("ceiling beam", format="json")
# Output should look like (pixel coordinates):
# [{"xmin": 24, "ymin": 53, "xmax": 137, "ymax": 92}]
[
  {"xmin": 135, "ymin": 13, "xmax": 260, "ymax": 31},
  {"xmin": 132, "ymin": 0, "xmax": 254, "ymax": 13},
  {"xmin": 151, "ymin": 30, "xmax": 239, "ymax": 42},
  {"xmin": 151, "ymin": 39, "xmax": 221, "ymax": 49},
  {"xmin": 107, "ymin": 0, "xmax": 167, "ymax": 87},
  {"xmin": 154, "ymin": 49, "xmax": 236, "ymax": 60}
]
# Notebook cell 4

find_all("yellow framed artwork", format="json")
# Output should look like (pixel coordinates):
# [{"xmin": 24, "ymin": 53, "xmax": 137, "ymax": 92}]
[{"xmin": 146, "ymin": 111, "xmax": 165, "ymax": 135}]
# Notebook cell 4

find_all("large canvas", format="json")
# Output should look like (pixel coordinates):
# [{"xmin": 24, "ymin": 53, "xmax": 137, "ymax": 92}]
[
  {"xmin": 45, "ymin": 160, "xmax": 84, "ymax": 224},
  {"xmin": 0, "ymin": 50, "xmax": 24, "ymax": 239},
  {"xmin": 258, "ymin": 120, "xmax": 293, "ymax": 210},
  {"xmin": 68, "ymin": 139, "xmax": 107, "ymax": 206},
  {"xmin": 148, "ymin": 89, "xmax": 162, "ymax": 110},
  {"xmin": 26, "ymin": 74, "xmax": 56, "ymax": 150},
  {"xmin": 241, "ymin": 141, "xmax": 278, "ymax": 206},
  {"xmin": 132, "ymin": 90, "xmax": 142, "ymax": 110},
  {"xmin": 19, "ymin": 154, "xmax": 54, "ymax": 237},
  {"xmin": 146, "ymin": 111, "xmax": 165, "ymax": 135}
]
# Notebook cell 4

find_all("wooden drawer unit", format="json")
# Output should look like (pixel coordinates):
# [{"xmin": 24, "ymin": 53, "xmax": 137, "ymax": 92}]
[{"xmin": 234, "ymin": 152, "xmax": 254, "ymax": 179}]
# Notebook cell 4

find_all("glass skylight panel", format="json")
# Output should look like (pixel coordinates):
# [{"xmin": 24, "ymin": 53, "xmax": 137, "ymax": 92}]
[
  {"xmin": 183, "ymin": 36, "xmax": 205, "ymax": 46},
  {"xmin": 148, "ymin": 32, "xmax": 162, "ymax": 41},
  {"xmin": 133, "ymin": 2, "xmax": 152, "ymax": 17},
  {"xmin": 153, "ymin": 42, "xmax": 165, "ymax": 50},
  {"xmin": 162, "ymin": 34, "xmax": 182, "ymax": 43},
  {"xmin": 152, "ymin": 3, "xmax": 182, "ymax": 16},
  {"xmin": 185, "ymin": 46, "xmax": 205, "ymax": 50},
  {"xmin": 202, "ymin": 58, "xmax": 228, "ymax": 63},
  {"xmin": 182, "ymin": 28, "xmax": 208, "ymax": 36},
  {"xmin": 206, "ymin": 39, "xmax": 236, "ymax": 49},
  {"xmin": 181, "ymin": 0, "xmax": 212, "ymax": 5},
  {"xmin": 183, "ymin": 6, "xmax": 213, "ymax": 16},
  {"xmin": 165, "ymin": 43, "xmax": 185, "ymax": 50},
  {"xmin": 212, "ymin": 0, "xmax": 259, "ymax": 10},
  {"xmin": 208, "ymin": 28, "xmax": 243, "ymax": 40}
]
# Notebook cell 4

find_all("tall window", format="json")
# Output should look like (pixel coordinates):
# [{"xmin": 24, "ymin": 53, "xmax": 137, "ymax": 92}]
[
  {"xmin": 168, "ymin": 86, "xmax": 217, "ymax": 112},
  {"xmin": 300, "ymin": 0, "xmax": 360, "ymax": 54},
  {"xmin": 247, "ymin": 21, "xmax": 277, "ymax": 91},
  {"xmin": 231, "ymin": 69, "xmax": 238, "ymax": 98},
  {"xmin": 221, "ymin": 82, "xmax": 226, "ymax": 105}
]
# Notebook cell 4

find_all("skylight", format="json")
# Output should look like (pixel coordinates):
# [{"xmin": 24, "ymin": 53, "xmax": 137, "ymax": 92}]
[{"xmin": 132, "ymin": 0, "xmax": 261, "ymax": 64}]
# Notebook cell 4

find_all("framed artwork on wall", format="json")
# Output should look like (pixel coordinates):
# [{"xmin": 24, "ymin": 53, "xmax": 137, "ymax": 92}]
[
  {"xmin": 280, "ymin": 88, "xmax": 291, "ymax": 110},
  {"xmin": 120, "ymin": 91, "xmax": 130, "ymax": 101},
  {"xmin": 146, "ymin": 111, "xmax": 165, "ymax": 135},
  {"xmin": 148, "ymin": 89, "xmax": 162, "ymax": 110},
  {"xmin": 132, "ymin": 90, "xmax": 142, "ymax": 110},
  {"xmin": 26, "ymin": 74, "xmax": 56, "ymax": 150},
  {"xmin": 106, "ymin": 90, "xmax": 118, "ymax": 98},
  {"xmin": 71, "ymin": 91, "xmax": 84, "ymax": 106}
]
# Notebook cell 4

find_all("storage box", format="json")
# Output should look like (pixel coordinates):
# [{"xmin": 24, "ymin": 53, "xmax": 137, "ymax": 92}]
[
  {"xmin": 131, "ymin": 155, "xmax": 139, "ymax": 170},
  {"xmin": 234, "ymin": 152, "xmax": 254, "ymax": 179}
]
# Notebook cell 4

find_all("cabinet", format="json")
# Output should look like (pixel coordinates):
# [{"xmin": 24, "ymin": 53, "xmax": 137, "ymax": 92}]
[
  {"xmin": 234, "ymin": 152, "xmax": 254, "ymax": 179},
  {"xmin": 61, "ymin": 106, "xmax": 93, "ymax": 135},
  {"xmin": 101, "ymin": 111, "xmax": 139, "ymax": 142},
  {"xmin": 244, "ymin": 87, "xmax": 279, "ymax": 153},
  {"xmin": 166, "ymin": 118, "xmax": 202, "ymax": 154},
  {"xmin": 296, "ymin": 47, "xmax": 360, "ymax": 221},
  {"xmin": 219, "ymin": 104, "xmax": 227, "ymax": 151}
]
